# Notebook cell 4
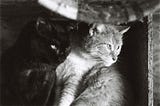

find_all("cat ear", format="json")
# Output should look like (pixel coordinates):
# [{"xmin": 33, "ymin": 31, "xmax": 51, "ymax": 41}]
[
  {"xmin": 36, "ymin": 17, "xmax": 52, "ymax": 37},
  {"xmin": 96, "ymin": 24, "xmax": 105, "ymax": 32},
  {"xmin": 119, "ymin": 27, "xmax": 130, "ymax": 35},
  {"xmin": 89, "ymin": 27, "xmax": 94, "ymax": 37},
  {"xmin": 114, "ymin": 26, "xmax": 130, "ymax": 35},
  {"xmin": 89, "ymin": 23, "xmax": 98, "ymax": 37}
]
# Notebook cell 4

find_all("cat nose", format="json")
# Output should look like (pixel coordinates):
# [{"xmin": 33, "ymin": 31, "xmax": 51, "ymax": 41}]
[{"xmin": 112, "ymin": 57, "xmax": 117, "ymax": 61}]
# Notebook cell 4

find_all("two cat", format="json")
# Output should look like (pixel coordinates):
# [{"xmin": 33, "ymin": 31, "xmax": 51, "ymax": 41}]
[{"xmin": 54, "ymin": 23, "xmax": 131, "ymax": 106}]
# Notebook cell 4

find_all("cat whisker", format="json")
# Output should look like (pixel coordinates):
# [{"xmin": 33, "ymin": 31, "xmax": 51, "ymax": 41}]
[
  {"xmin": 97, "ymin": 51, "xmax": 104, "ymax": 55},
  {"xmin": 117, "ymin": 57, "xmax": 127, "ymax": 63},
  {"xmin": 122, "ymin": 35, "xmax": 129, "ymax": 40},
  {"xmin": 118, "ymin": 56, "xmax": 126, "ymax": 60},
  {"xmin": 116, "ymin": 59, "xmax": 123, "ymax": 64},
  {"xmin": 93, "ymin": 58, "xmax": 102, "ymax": 61}
]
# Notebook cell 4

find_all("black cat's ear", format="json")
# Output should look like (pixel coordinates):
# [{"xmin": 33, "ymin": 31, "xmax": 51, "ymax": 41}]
[{"xmin": 36, "ymin": 17, "xmax": 52, "ymax": 37}]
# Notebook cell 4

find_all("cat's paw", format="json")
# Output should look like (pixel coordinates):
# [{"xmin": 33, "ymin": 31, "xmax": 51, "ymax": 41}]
[{"xmin": 18, "ymin": 63, "xmax": 56, "ymax": 104}]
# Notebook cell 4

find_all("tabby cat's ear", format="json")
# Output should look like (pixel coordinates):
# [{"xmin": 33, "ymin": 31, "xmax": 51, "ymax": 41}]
[
  {"xmin": 120, "ymin": 27, "xmax": 130, "ymax": 35},
  {"xmin": 89, "ymin": 23, "xmax": 98, "ymax": 37},
  {"xmin": 36, "ymin": 17, "xmax": 52, "ymax": 37},
  {"xmin": 115, "ymin": 26, "xmax": 130, "ymax": 35}
]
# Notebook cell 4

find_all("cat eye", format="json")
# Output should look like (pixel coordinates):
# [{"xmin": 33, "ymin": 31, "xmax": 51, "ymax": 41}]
[
  {"xmin": 107, "ymin": 44, "xmax": 112, "ymax": 50},
  {"xmin": 117, "ymin": 46, "xmax": 120, "ymax": 50},
  {"xmin": 51, "ymin": 44, "xmax": 60, "ymax": 54},
  {"xmin": 50, "ymin": 44, "xmax": 57, "ymax": 50}
]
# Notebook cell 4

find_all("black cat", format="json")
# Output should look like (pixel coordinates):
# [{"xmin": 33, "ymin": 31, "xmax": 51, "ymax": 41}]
[{"xmin": 1, "ymin": 15, "xmax": 74, "ymax": 106}]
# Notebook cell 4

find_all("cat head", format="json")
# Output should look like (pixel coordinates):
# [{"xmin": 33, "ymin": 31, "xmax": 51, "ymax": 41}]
[
  {"xmin": 35, "ymin": 16, "xmax": 72, "ymax": 62},
  {"xmin": 84, "ymin": 23, "xmax": 129, "ymax": 66}
]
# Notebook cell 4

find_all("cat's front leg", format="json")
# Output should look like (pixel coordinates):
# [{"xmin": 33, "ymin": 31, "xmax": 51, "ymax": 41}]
[
  {"xmin": 53, "ymin": 85, "xmax": 61, "ymax": 106},
  {"xmin": 58, "ymin": 92, "xmax": 74, "ymax": 106},
  {"xmin": 58, "ymin": 77, "xmax": 80, "ymax": 106}
]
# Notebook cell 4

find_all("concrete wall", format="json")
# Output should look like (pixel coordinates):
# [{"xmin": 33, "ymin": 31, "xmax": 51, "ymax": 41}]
[{"xmin": 153, "ymin": 13, "xmax": 160, "ymax": 106}]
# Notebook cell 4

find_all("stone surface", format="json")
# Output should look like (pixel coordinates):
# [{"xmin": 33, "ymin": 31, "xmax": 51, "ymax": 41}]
[
  {"xmin": 1, "ymin": 0, "xmax": 160, "ymax": 24},
  {"xmin": 153, "ymin": 13, "xmax": 160, "ymax": 106}
]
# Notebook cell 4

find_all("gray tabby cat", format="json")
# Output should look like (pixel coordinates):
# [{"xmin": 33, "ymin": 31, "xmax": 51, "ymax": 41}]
[
  {"xmin": 71, "ymin": 63, "xmax": 132, "ymax": 106},
  {"xmin": 53, "ymin": 23, "xmax": 130, "ymax": 106}
]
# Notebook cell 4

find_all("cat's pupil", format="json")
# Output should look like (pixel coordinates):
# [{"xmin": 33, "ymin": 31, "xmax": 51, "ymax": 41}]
[
  {"xmin": 107, "ymin": 44, "xmax": 112, "ymax": 50},
  {"xmin": 117, "ymin": 46, "xmax": 120, "ymax": 50}
]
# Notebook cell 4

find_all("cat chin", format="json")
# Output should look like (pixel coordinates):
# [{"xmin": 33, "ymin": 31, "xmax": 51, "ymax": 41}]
[
  {"xmin": 100, "ymin": 58, "xmax": 115, "ymax": 67},
  {"xmin": 103, "ymin": 62, "xmax": 114, "ymax": 67}
]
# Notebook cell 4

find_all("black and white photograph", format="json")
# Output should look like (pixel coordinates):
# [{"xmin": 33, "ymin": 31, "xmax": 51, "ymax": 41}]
[{"xmin": 0, "ymin": 0, "xmax": 160, "ymax": 106}]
